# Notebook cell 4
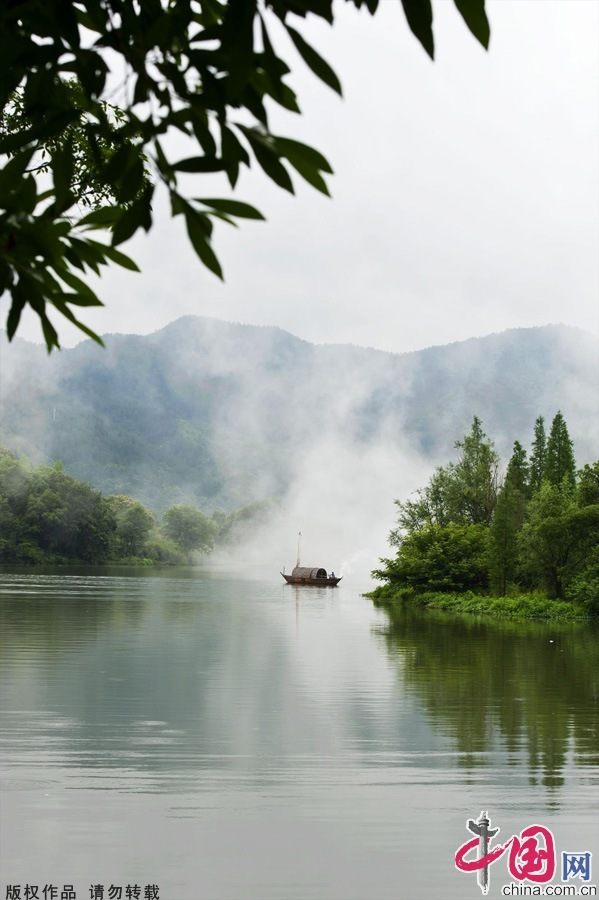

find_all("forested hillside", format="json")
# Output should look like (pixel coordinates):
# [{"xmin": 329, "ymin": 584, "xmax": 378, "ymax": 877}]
[{"xmin": 1, "ymin": 318, "xmax": 596, "ymax": 512}]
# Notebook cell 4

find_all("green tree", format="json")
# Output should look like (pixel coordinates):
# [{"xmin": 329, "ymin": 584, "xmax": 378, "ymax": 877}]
[
  {"xmin": 392, "ymin": 417, "xmax": 499, "ymax": 535},
  {"xmin": 0, "ymin": 449, "xmax": 31, "ymax": 559},
  {"xmin": 488, "ymin": 482, "xmax": 524, "ymax": 596},
  {"xmin": 529, "ymin": 416, "xmax": 547, "ymax": 493},
  {"xmin": 25, "ymin": 462, "xmax": 115, "ymax": 561},
  {"xmin": 565, "ymin": 546, "xmax": 599, "ymax": 615},
  {"xmin": 374, "ymin": 523, "xmax": 490, "ymax": 593},
  {"xmin": 0, "ymin": 0, "xmax": 490, "ymax": 349},
  {"xmin": 505, "ymin": 440, "xmax": 529, "ymax": 496},
  {"xmin": 577, "ymin": 462, "xmax": 599, "ymax": 507},
  {"xmin": 488, "ymin": 440, "xmax": 530, "ymax": 594},
  {"xmin": 517, "ymin": 480, "xmax": 597, "ymax": 599},
  {"xmin": 545, "ymin": 411, "xmax": 576, "ymax": 488},
  {"xmin": 163, "ymin": 504, "xmax": 216, "ymax": 555},
  {"xmin": 107, "ymin": 494, "xmax": 155, "ymax": 558}
]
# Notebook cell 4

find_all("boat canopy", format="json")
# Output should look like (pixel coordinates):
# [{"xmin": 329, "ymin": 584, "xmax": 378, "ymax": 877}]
[{"xmin": 291, "ymin": 566, "xmax": 328, "ymax": 579}]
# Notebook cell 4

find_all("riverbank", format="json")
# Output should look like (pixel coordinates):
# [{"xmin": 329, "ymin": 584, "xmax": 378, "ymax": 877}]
[{"xmin": 366, "ymin": 584, "xmax": 592, "ymax": 620}]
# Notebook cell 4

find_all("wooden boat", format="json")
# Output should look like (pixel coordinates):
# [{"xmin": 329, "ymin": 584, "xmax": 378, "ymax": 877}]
[
  {"xmin": 282, "ymin": 533, "xmax": 341, "ymax": 586},
  {"xmin": 281, "ymin": 566, "xmax": 342, "ymax": 587}
]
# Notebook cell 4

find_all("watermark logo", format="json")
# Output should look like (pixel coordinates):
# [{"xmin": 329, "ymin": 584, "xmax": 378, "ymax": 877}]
[
  {"xmin": 455, "ymin": 811, "xmax": 594, "ymax": 896},
  {"xmin": 562, "ymin": 852, "xmax": 593, "ymax": 884}
]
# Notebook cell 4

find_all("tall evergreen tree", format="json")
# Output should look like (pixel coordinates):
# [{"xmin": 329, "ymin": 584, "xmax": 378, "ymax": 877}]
[
  {"xmin": 545, "ymin": 411, "xmax": 576, "ymax": 488},
  {"xmin": 489, "ymin": 483, "xmax": 521, "ymax": 596},
  {"xmin": 505, "ymin": 441, "xmax": 529, "ymax": 496},
  {"xmin": 529, "ymin": 416, "xmax": 547, "ymax": 493},
  {"xmin": 489, "ymin": 442, "xmax": 529, "ymax": 595}
]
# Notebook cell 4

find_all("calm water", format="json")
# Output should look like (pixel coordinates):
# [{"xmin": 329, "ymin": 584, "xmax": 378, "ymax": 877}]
[{"xmin": 1, "ymin": 568, "xmax": 598, "ymax": 900}]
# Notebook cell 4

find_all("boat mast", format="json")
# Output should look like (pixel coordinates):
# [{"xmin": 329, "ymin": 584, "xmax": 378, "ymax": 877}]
[{"xmin": 296, "ymin": 531, "xmax": 301, "ymax": 568}]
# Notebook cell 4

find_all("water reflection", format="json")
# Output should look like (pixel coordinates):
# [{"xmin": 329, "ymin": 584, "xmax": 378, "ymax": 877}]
[
  {"xmin": 1, "ymin": 571, "xmax": 598, "ymax": 899},
  {"xmin": 375, "ymin": 602, "xmax": 599, "ymax": 790}
]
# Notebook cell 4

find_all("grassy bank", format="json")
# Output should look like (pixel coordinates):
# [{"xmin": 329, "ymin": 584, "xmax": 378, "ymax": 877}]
[{"xmin": 367, "ymin": 584, "xmax": 592, "ymax": 621}]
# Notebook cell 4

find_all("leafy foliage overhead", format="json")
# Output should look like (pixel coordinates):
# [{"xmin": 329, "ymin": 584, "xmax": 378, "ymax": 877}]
[{"xmin": 0, "ymin": 0, "xmax": 489, "ymax": 349}]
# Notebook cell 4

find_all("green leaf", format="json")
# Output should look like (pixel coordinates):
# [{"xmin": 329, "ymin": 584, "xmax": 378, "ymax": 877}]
[
  {"xmin": 55, "ymin": 268, "xmax": 103, "ymax": 304},
  {"xmin": 0, "ymin": 150, "xmax": 35, "ymax": 194},
  {"xmin": 117, "ymin": 156, "xmax": 146, "ymax": 203},
  {"xmin": 184, "ymin": 211, "xmax": 223, "ymax": 280},
  {"xmin": 173, "ymin": 157, "xmax": 226, "ymax": 173},
  {"xmin": 197, "ymin": 198, "xmax": 265, "ymax": 220},
  {"xmin": 52, "ymin": 299, "xmax": 105, "ymax": 346},
  {"xmin": 283, "ymin": 157, "xmax": 330, "ymax": 196},
  {"xmin": 111, "ymin": 205, "xmax": 145, "ymax": 245},
  {"xmin": 239, "ymin": 128, "xmax": 294, "ymax": 193},
  {"xmin": 55, "ymin": 292, "xmax": 104, "ymax": 307},
  {"xmin": 273, "ymin": 137, "xmax": 333, "ymax": 174},
  {"xmin": 68, "ymin": 237, "xmax": 107, "ymax": 274},
  {"xmin": 99, "ymin": 244, "xmax": 141, "ymax": 272},
  {"xmin": 6, "ymin": 295, "xmax": 26, "ymax": 340},
  {"xmin": 111, "ymin": 189, "xmax": 153, "ymax": 245},
  {"xmin": 78, "ymin": 206, "xmax": 122, "ymax": 228},
  {"xmin": 52, "ymin": 140, "xmax": 75, "ymax": 211},
  {"xmin": 286, "ymin": 27, "xmax": 342, "ymax": 95},
  {"xmin": 400, "ymin": 0, "xmax": 434, "ymax": 59},
  {"xmin": 454, "ymin": 0, "xmax": 490, "ymax": 49}
]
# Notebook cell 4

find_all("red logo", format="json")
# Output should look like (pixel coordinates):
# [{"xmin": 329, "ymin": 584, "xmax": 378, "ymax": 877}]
[{"xmin": 454, "ymin": 811, "xmax": 556, "ymax": 895}]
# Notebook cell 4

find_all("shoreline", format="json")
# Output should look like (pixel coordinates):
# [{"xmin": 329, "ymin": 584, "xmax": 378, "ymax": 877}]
[{"xmin": 366, "ymin": 584, "xmax": 593, "ymax": 621}]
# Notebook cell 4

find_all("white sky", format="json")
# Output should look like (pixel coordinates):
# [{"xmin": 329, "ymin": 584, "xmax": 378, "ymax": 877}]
[{"xmin": 13, "ymin": 0, "xmax": 599, "ymax": 353}]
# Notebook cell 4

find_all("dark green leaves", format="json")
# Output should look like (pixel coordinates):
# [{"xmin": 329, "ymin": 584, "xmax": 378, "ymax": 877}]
[
  {"xmin": 184, "ymin": 209, "xmax": 223, "ymax": 280},
  {"xmin": 0, "ymin": 0, "xmax": 490, "ymax": 350},
  {"xmin": 286, "ymin": 26, "xmax": 342, "ymax": 94},
  {"xmin": 273, "ymin": 137, "xmax": 333, "ymax": 194},
  {"xmin": 239, "ymin": 127, "xmax": 295, "ymax": 193},
  {"xmin": 400, "ymin": 0, "xmax": 434, "ymax": 60},
  {"xmin": 197, "ymin": 199, "xmax": 265, "ymax": 220},
  {"xmin": 173, "ymin": 157, "xmax": 227, "ymax": 173},
  {"xmin": 111, "ymin": 188, "xmax": 154, "ymax": 246},
  {"xmin": 454, "ymin": 0, "xmax": 490, "ymax": 49}
]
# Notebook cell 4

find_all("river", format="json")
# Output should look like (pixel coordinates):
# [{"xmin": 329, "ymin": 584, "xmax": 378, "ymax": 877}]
[{"xmin": 1, "ymin": 568, "xmax": 597, "ymax": 899}]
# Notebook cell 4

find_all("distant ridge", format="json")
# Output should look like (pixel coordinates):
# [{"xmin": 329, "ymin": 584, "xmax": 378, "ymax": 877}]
[{"xmin": 1, "ymin": 319, "xmax": 597, "ymax": 511}]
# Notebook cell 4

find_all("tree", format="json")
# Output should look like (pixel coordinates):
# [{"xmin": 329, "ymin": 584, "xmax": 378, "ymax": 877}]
[
  {"xmin": 107, "ymin": 494, "xmax": 155, "ymax": 557},
  {"xmin": 566, "ymin": 547, "xmax": 599, "ymax": 615},
  {"xmin": 0, "ymin": 448, "xmax": 31, "ymax": 559},
  {"xmin": 517, "ymin": 480, "xmax": 597, "ymax": 599},
  {"xmin": 374, "ymin": 522, "xmax": 490, "ymax": 593},
  {"xmin": 24, "ymin": 462, "xmax": 115, "ymax": 560},
  {"xmin": 392, "ymin": 417, "xmax": 498, "ymax": 535},
  {"xmin": 451, "ymin": 416, "xmax": 499, "ymax": 525},
  {"xmin": 545, "ymin": 411, "xmax": 576, "ymax": 489},
  {"xmin": 488, "ymin": 482, "xmax": 523, "ymax": 596},
  {"xmin": 162, "ymin": 504, "xmax": 216, "ymax": 555},
  {"xmin": 529, "ymin": 416, "xmax": 546, "ymax": 493},
  {"xmin": 577, "ymin": 462, "xmax": 599, "ymax": 507},
  {"xmin": 488, "ymin": 439, "xmax": 530, "ymax": 594},
  {"xmin": 505, "ymin": 440, "xmax": 529, "ymax": 497},
  {"xmin": 0, "ymin": 0, "xmax": 490, "ymax": 349}
]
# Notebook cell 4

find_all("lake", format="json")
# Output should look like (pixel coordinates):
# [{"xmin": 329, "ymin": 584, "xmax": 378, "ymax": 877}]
[{"xmin": 1, "ymin": 568, "xmax": 598, "ymax": 899}]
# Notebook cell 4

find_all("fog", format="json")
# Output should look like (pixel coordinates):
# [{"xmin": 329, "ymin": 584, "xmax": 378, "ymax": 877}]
[{"xmin": 1, "ymin": 313, "xmax": 597, "ymax": 585}]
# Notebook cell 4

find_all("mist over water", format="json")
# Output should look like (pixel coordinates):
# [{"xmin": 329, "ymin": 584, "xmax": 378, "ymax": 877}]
[
  {"xmin": 1, "ymin": 319, "xmax": 597, "ymax": 544},
  {"xmin": 218, "ymin": 436, "xmax": 430, "ymax": 584}
]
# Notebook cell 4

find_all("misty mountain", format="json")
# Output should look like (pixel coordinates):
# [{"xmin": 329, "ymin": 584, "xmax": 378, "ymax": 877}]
[{"xmin": 1, "ymin": 318, "xmax": 597, "ymax": 512}]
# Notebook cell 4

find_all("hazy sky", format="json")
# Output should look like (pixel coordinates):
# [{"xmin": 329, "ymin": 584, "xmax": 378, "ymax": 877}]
[{"xmin": 13, "ymin": 0, "xmax": 599, "ymax": 353}]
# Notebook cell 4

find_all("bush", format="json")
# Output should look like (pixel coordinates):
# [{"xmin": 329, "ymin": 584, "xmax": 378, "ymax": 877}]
[
  {"xmin": 375, "ymin": 523, "xmax": 490, "ymax": 593},
  {"xmin": 565, "ymin": 548, "xmax": 599, "ymax": 615},
  {"xmin": 144, "ymin": 532, "xmax": 187, "ymax": 565}
]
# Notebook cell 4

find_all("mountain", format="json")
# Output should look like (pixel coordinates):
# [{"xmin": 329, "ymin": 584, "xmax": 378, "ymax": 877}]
[{"xmin": 1, "ymin": 318, "xmax": 597, "ymax": 512}]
